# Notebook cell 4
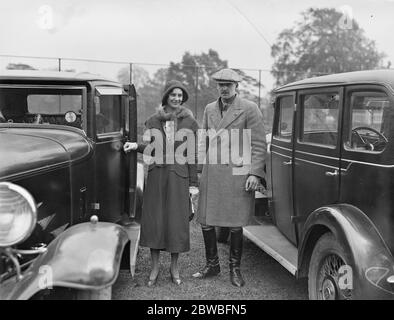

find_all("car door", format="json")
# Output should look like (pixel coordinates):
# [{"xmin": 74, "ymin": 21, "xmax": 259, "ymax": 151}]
[
  {"xmin": 340, "ymin": 85, "xmax": 394, "ymax": 253},
  {"xmin": 293, "ymin": 87, "xmax": 343, "ymax": 234},
  {"xmin": 270, "ymin": 93, "xmax": 296, "ymax": 243},
  {"xmin": 93, "ymin": 86, "xmax": 128, "ymax": 223}
]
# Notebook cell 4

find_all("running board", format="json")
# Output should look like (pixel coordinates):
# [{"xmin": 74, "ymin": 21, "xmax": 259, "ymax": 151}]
[
  {"xmin": 243, "ymin": 222, "xmax": 298, "ymax": 275},
  {"xmin": 122, "ymin": 223, "xmax": 140, "ymax": 278}
]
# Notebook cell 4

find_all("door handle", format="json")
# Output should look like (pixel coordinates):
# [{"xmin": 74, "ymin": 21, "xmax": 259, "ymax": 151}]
[
  {"xmin": 283, "ymin": 160, "xmax": 292, "ymax": 165},
  {"xmin": 325, "ymin": 170, "xmax": 339, "ymax": 177}
]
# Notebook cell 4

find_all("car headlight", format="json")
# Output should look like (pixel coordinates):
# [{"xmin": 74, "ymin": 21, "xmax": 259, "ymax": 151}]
[{"xmin": 0, "ymin": 182, "xmax": 37, "ymax": 247}]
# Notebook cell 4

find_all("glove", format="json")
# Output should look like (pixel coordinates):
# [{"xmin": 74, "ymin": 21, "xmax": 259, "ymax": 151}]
[
  {"xmin": 189, "ymin": 186, "xmax": 199, "ymax": 195},
  {"xmin": 189, "ymin": 186, "xmax": 199, "ymax": 220},
  {"xmin": 123, "ymin": 142, "xmax": 138, "ymax": 153}
]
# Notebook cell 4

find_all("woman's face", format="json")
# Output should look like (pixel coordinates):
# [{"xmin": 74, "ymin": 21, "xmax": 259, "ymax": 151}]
[{"xmin": 167, "ymin": 88, "xmax": 183, "ymax": 109}]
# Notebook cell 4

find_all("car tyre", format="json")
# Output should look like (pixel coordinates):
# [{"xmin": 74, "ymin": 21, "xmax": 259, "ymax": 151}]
[{"xmin": 308, "ymin": 233, "xmax": 353, "ymax": 300}]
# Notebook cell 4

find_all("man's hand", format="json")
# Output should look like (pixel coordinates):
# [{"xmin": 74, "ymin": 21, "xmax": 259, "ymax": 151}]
[
  {"xmin": 189, "ymin": 186, "xmax": 199, "ymax": 195},
  {"xmin": 123, "ymin": 142, "xmax": 138, "ymax": 153},
  {"xmin": 245, "ymin": 175, "xmax": 259, "ymax": 192}
]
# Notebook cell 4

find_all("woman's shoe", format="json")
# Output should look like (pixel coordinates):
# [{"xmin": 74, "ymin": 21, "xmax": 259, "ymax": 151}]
[
  {"xmin": 170, "ymin": 271, "xmax": 182, "ymax": 285},
  {"xmin": 147, "ymin": 271, "xmax": 159, "ymax": 287},
  {"xmin": 147, "ymin": 276, "xmax": 158, "ymax": 287}
]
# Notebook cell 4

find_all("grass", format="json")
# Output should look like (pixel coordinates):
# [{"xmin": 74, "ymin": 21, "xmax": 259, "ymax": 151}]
[{"xmin": 113, "ymin": 219, "xmax": 308, "ymax": 300}]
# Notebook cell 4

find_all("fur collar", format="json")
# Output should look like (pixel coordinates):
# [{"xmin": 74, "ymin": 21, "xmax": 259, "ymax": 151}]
[{"xmin": 156, "ymin": 105, "xmax": 193, "ymax": 121}]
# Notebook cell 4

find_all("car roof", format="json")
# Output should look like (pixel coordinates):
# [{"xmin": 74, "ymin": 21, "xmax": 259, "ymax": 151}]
[
  {"xmin": 0, "ymin": 70, "xmax": 118, "ymax": 83},
  {"xmin": 275, "ymin": 69, "xmax": 394, "ymax": 93}
]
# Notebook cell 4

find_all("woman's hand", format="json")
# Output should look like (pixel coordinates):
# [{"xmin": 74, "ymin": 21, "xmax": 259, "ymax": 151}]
[{"xmin": 123, "ymin": 142, "xmax": 138, "ymax": 153}]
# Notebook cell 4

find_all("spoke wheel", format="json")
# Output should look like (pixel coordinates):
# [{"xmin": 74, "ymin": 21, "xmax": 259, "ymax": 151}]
[{"xmin": 308, "ymin": 233, "xmax": 353, "ymax": 300}]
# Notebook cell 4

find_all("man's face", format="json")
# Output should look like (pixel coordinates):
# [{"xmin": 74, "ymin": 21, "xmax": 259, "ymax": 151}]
[{"xmin": 217, "ymin": 82, "xmax": 237, "ymax": 100}]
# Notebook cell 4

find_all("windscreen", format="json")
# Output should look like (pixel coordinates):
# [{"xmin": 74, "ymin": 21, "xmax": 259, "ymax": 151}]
[{"xmin": 0, "ymin": 87, "xmax": 84, "ymax": 129}]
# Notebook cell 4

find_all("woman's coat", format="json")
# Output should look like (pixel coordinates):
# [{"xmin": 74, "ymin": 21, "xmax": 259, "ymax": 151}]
[{"xmin": 138, "ymin": 106, "xmax": 199, "ymax": 252}]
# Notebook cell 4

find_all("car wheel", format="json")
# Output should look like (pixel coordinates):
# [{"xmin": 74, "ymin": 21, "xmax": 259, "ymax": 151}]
[
  {"xmin": 75, "ymin": 286, "xmax": 112, "ymax": 300},
  {"xmin": 308, "ymin": 233, "xmax": 353, "ymax": 300}
]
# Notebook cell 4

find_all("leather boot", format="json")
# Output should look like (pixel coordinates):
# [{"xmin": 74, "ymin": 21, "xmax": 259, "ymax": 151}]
[
  {"xmin": 194, "ymin": 227, "xmax": 220, "ymax": 278},
  {"xmin": 229, "ymin": 228, "xmax": 245, "ymax": 287}
]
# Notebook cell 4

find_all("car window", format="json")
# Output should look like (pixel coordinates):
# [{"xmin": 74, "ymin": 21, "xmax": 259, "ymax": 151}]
[
  {"xmin": 274, "ymin": 96, "xmax": 293, "ymax": 141},
  {"xmin": 346, "ymin": 91, "xmax": 391, "ymax": 153},
  {"xmin": 0, "ymin": 87, "xmax": 84, "ymax": 129},
  {"xmin": 95, "ymin": 95, "xmax": 122, "ymax": 134},
  {"xmin": 28, "ymin": 95, "xmax": 81, "ymax": 114},
  {"xmin": 300, "ymin": 92, "xmax": 339, "ymax": 147}
]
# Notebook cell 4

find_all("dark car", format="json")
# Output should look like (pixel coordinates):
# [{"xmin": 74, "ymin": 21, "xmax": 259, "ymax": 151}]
[
  {"xmin": 244, "ymin": 69, "xmax": 394, "ymax": 299},
  {"xmin": 0, "ymin": 70, "xmax": 144, "ymax": 299}
]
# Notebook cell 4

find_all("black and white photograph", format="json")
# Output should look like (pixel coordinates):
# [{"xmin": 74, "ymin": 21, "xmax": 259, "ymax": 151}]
[{"xmin": 0, "ymin": 0, "xmax": 394, "ymax": 306}]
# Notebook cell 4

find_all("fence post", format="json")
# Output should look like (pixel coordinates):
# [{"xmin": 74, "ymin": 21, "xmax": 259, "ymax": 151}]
[
  {"xmin": 58, "ymin": 58, "xmax": 61, "ymax": 71},
  {"xmin": 129, "ymin": 63, "xmax": 133, "ymax": 85},
  {"xmin": 258, "ymin": 69, "xmax": 262, "ymax": 109},
  {"xmin": 194, "ymin": 65, "xmax": 199, "ymax": 120}
]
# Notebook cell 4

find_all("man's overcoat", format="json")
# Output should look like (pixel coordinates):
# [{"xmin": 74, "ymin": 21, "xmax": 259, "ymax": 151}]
[{"xmin": 197, "ymin": 95, "xmax": 266, "ymax": 227}]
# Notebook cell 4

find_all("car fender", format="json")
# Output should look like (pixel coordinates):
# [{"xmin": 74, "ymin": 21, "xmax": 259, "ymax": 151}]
[
  {"xmin": 298, "ymin": 204, "xmax": 394, "ymax": 299},
  {"xmin": 6, "ymin": 221, "xmax": 129, "ymax": 300}
]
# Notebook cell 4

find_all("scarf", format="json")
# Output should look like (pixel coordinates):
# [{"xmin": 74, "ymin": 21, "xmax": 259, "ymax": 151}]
[
  {"xmin": 156, "ymin": 105, "xmax": 192, "ymax": 120},
  {"xmin": 156, "ymin": 105, "xmax": 193, "ymax": 134}
]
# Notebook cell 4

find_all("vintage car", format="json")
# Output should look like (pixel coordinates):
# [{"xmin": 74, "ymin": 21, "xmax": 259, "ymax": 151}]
[
  {"xmin": 0, "ymin": 70, "xmax": 143, "ymax": 299},
  {"xmin": 244, "ymin": 69, "xmax": 394, "ymax": 299}
]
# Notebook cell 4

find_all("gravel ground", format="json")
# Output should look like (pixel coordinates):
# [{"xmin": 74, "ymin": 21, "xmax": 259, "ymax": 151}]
[{"xmin": 113, "ymin": 219, "xmax": 308, "ymax": 300}]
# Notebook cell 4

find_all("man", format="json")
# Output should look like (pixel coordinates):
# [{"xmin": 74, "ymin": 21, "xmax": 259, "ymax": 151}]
[{"xmin": 194, "ymin": 68, "xmax": 266, "ymax": 287}]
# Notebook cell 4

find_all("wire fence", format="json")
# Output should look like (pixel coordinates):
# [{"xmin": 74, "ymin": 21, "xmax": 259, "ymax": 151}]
[{"xmin": 0, "ymin": 54, "xmax": 324, "ymax": 131}]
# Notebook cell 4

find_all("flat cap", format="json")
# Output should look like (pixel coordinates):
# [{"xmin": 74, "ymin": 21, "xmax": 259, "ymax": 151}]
[{"xmin": 211, "ymin": 68, "xmax": 242, "ymax": 83}]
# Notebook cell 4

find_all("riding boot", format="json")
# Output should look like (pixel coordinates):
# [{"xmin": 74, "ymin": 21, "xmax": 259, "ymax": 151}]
[
  {"xmin": 194, "ymin": 227, "xmax": 220, "ymax": 278},
  {"xmin": 229, "ymin": 228, "xmax": 245, "ymax": 287}
]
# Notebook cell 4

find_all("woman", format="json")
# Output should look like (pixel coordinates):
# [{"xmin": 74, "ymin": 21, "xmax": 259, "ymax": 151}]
[{"xmin": 124, "ymin": 80, "xmax": 198, "ymax": 286}]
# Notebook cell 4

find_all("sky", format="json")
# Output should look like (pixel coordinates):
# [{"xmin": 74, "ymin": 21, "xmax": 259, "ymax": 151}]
[{"xmin": 1, "ymin": 0, "xmax": 394, "ymax": 92}]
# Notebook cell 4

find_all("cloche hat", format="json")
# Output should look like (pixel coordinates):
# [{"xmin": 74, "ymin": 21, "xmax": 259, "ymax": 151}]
[{"xmin": 161, "ymin": 80, "xmax": 189, "ymax": 106}]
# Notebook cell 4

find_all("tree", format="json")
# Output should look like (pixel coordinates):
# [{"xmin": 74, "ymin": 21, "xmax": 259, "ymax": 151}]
[
  {"xmin": 164, "ymin": 49, "xmax": 228, "ymax": 121},
  {"xmin": 162, "ymin": 49, "xmax": 264, "ymax": 122},
  {"xmin": 117, "ymin": 64, "xmax": 150, "ymax": 89},
  {"xmin": 271, "ymin": 8, "xmax": 388, "ymax": 86},
  {"xmin": 6, "ymin": 63, "xmax": 76, "ymax": 72},
  {"xmin": 132, "ymin": 49, "xmax": 267, "ymax": 131},
  {"xmin": 6, "ymin": 63, "xmax": 36, "ymax": 70},
  {"xmin": 135, "ymin": 68, "xmax": 167, "ymax": 129}
]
